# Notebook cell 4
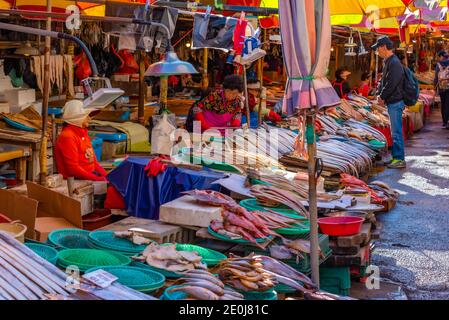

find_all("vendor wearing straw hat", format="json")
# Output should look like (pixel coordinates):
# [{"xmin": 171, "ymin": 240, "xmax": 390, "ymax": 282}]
[{"xmin": 54, "ymin": 100, "xmax": 108, "ymax": 181}]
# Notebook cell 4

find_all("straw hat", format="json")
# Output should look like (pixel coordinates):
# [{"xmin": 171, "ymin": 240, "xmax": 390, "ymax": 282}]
[{"xmin": 62, "ymin": 100, "xmax": 97, "ymax": 127}]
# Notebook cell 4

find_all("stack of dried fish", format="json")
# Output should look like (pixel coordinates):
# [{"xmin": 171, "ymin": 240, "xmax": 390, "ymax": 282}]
[
  {"xmin": 135, "ymin": 243, "xmax": 207, "ymax": 273},
  {"xmin": 114, "ymin": 231, "xmax": 152, "ymax": 245},
  {"xmin": 341, "ymin": 173, "xmax": 383, "ymax": 203},
  {"xmin": 250, "ymin": 184, "xmax": 309, "ymax": 218},
  {"xmin": 167, "ymin": 270, "xmax": 244, "ymax": 300},
  {"xmin": 369, "ymin": 181, "xmax": 400, "ymax": 201},
  {"xmin": 256, "ymin": 255, "xmax": 355, "ymax": 300},
  {"xmin": 345, "ymin": 119, "xmax": 387, "ymax": 143},
  {"xmin": 213, "ymin": 254, "xmax": 277, "ymax": 292},
  {"xmin": 247, "ymin": 168, "xmax": 309, "ymax": 199},
  {"xmin": 0, "ymin": 232, "xmax": 154, "ymax": 300}
]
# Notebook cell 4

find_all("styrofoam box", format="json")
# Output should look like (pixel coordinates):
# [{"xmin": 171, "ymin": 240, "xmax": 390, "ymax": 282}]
[
  {"xmin": 2, "ymin": 89, "xmax": 36, "ymax": 108},
  {"xmin": 0, "ymin": 102, "xmax": 10, "ymax": 113}
]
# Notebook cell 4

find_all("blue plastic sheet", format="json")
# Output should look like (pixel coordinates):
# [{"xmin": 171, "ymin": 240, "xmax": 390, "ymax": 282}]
[{"xmin": 107, "ymin": 157, "xmax": 225, "ymax": 219}]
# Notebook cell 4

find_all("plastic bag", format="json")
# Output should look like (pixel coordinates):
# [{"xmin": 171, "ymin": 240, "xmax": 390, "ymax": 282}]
[{"xmin": 151, "ymin": 113, "xmax": 176, "ymax": 156}]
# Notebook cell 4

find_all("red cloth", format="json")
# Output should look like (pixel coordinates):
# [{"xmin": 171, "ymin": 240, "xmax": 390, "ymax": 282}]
[
  {"xmin": 373, "ymin": 125, "xmax": 393, "ymax": 148},
  {"xmin": 194, "ymin": 112, "xmax": 212, "ymax": 131},
  {"xmin": 144, "ymin": 156, "xmax": 168, "ymax": 177},
  {"xmin": 104, "ymin": 185, "xmax": 126, "ymax": 210},
  {"xmin": 55, "ymin": 124, "xmax": 107, "ymax": 181},
  {"xmin": 233, "ymin": 19, "xmax": 248, "ymax": 56},
  {"xmin": 259, "ymin": 15, "xmax": 279, "ymax": 29}
]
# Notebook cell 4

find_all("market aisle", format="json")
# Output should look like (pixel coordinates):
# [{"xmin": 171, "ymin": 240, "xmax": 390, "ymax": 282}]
[{"xmin": 372, "ymin": 108, "xmax": 449, "ymax": 299}]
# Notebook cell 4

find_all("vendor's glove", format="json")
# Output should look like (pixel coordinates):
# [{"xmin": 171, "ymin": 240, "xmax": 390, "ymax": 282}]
[{"xmin": 266, "ymin": 110, "xmax": 282, "ymax": 123}]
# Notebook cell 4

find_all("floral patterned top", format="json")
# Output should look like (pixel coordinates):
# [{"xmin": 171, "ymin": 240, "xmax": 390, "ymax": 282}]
[{"xmin": 193, "ymin": 89, "xmax": 243, "ymax": 115}]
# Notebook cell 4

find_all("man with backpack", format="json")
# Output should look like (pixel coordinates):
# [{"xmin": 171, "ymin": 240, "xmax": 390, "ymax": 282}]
[
  {"xmin": 372, "ymin": 36, "xmax": 417, "ymax": 169},
  {"xmin": 434, "ymin": 50, "xmax": 449, "ymax": 128}
]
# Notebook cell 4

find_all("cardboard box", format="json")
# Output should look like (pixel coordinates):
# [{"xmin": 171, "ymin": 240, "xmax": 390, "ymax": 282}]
[
  {"xmin": 159, "ymin": 195, "xmax": 223, "ymax": 228},
  {"xmin": 26, "ymin": 182, "xmax": 83, "ymax": 241},
  {"xmin": 0, "ymin": 189, "xmax": 38, "ymax": 239}
]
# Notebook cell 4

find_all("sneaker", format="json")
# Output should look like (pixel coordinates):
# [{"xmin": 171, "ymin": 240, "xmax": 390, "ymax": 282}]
[
  {"xmin": 383, "ymin": 158, "xmax": 393, "ymax": 165},
  {"xmin": 444, "ymin": 123, "xmax": 448, "ymax": 129},
  {"xmin": 387, "ymin": 159, "xmax": 406, "ymax": 169}
]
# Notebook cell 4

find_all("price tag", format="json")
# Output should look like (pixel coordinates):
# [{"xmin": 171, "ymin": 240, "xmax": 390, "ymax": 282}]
[{"xmin": 83, "ymin": 269, "xmax": 118, "ymax": 289}]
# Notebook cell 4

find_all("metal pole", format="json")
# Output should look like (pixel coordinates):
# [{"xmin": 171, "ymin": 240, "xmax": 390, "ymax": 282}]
[
  {"xmin": 39, "ymin": 0, "xmax": 51, "ymax": 185},
  {"xmin": 242, "ymin": 66, "xmax": 251, "ymax": 128},
  {"xmin": 138, "ymin": 50, "xmax": 146, "ymax": 125},
  {"xmin": 257, "ymin": 56, "xmax": 264, "ymax": 127},
  {"xmin": 306, "ymin": 110, "xmax": 319, "ymax": 287}
]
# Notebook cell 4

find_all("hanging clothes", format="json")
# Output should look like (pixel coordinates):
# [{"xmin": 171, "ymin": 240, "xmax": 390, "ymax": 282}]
[
  {"xmin": 192, "ymin": 13, "xmax": 237, "ymax": 51},
  {"xmin": 233, "ymin": 19, "xmax": 248, "ymax": 56}
]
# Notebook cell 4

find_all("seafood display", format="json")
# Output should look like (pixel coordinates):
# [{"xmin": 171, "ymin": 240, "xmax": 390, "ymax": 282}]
[
  {"xmin": 168, "ymin": 270, "xmax": 244, "ymax": 300},
  {"xmin": 250, "ymin": 184, "xmax": 309, "ymax": 218},
  {"xmin": 341, "ymin": 173, "xmax": 384, "ymax": 203},
  {"xmin": 114, "ymin": 231, "xmax": 153, "ymax": 245},
  {"xmin": 213, "ymin": 254, "xmax": 277, "ymax": 292},
  {"xmin": 182, "ymin": 189, "xmax": 236, "ymax": 207},
  {"xmin": 269, "ymin": 238, "xmax": 324, "ymax": 263},
  {"xmin": 136, "ymin": 243, "xmax": 207, "ymax": 273},
  {"xmin": 256, "ymin": 255, "xmax": 355, "ymax": 300}
]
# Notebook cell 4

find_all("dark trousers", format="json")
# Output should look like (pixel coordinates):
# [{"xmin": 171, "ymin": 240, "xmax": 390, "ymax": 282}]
[{"xmin": 440, "ymin": 90, "xmax": 449, "ymax": 125}]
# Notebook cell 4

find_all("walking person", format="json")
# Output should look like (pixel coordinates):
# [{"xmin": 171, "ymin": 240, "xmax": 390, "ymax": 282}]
[
  {"xmin": 372, "ymin": 36, "xmax": 406, "ymax": 169},
  {"xmin": 434, "ymin": 50, "xmax": 449, "ymax": 128}
]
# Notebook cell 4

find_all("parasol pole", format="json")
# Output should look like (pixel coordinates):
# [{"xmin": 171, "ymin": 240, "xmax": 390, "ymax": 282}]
[
  {"xmin": 306, "ymin": 109, "xmax": 319, "ymax": 287},
  {"xmin": 39, "ymin": 0, "xmax": 51, "ymax": 185},
  {"xmin": 257, "ymin": 56, "xmax": 264, "ymax": 127}
]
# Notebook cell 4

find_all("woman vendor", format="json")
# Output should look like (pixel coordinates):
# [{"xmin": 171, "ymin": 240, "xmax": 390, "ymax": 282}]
[
  {"xmin": 332, "ymin": 67, "xmax": 352, "ymax": 99},
  {"xmin": 55, "ymin": 100, "xmax": 108, "ymax": 181},
  {"xmin": 357, "ymin": 72, "xmax": 372, "ymax": 98},
  {"xmin": 191, "ymin": 74, "xmax": 244, "ymax": 132},
  {"xmin": 243, "ymin": 79, "xmax": 282, "ymax": 127}
]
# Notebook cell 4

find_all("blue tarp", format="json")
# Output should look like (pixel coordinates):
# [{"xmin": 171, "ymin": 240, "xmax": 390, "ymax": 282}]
[{"xmin": 107, "ymin": 157, "xmax": 225, "ymax": 219}]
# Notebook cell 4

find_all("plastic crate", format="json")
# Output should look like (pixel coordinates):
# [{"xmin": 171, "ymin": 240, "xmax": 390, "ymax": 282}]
[
  {"xmin": 94, "ymin": 132, "xmax": 127, "ymax": 142},
  {"xmin": 319, "ymin": 267, "xmax": 351, "ymax": 296},
  {"xmin": 91, "ymin": 137, "xmax": 103, "ymax": 161}
]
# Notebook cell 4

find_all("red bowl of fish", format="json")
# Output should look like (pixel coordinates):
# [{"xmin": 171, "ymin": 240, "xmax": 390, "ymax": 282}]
[{"xmin": 318, "ymin": 216, "xmax": 364, "ymax": 237}]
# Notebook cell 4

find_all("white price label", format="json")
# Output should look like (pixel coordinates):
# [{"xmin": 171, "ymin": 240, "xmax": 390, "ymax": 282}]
[{"xmin": 83, "ymin": 269, "xmax": 118, "ymax": 289}]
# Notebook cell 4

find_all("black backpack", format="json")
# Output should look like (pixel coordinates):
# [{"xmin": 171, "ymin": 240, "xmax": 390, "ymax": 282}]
[{"xmin": 402, "ymin": 66, "xmax": 420, "ymax": 106}]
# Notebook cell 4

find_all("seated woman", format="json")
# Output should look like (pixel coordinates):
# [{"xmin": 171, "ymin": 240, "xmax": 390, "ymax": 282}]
[
  {"xmin": 332, "ymin": 67, "xmax": 352, "ymax": 99},
  {"xmin": 191, "ymin": 74, "xmax": 244, "ymax": 132},
  {"xmin": 243, "ymin": 79, "xmax": 281, "ymax": 127},
  {"xmin": 357, "ymin": 72, "xmax": 372, "ymax": 98},
  {"xmin": 55, "ymin": 100, "xmax": 108, "ymax": 181}
]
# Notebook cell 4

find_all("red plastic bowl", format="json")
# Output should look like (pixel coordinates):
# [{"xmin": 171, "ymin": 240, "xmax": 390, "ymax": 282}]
[
  {"xmin": 0, "ymin": 213, "xmax": 12, "ymax": 223},
  {"xmin": 318, "ymin": 216, "xmax": 364, "ymax": 237}
]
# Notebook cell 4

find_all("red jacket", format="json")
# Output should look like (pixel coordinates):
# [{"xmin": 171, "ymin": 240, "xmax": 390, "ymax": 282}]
[{"xmin": 55, "ymin": 124, "xmax": 107, "ymax": 181}]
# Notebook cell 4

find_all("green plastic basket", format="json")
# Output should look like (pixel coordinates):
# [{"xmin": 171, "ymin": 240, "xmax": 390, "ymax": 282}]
[
  {"xmin": 163, "ymin": 285, "xmax": 191, "ymax": 300},
  {"xmin": 48, "ymin": 229, "xmax": 91, "ymax": 250},
  {"xmin": 274, "ymin": 283, "xmax": 297, "ymax": 294},
  {"xmin": 243, "ymin": 290, "xmax": 278, "ymax": 301},
  {"xmin": 275, "ymin": 221, "xmax": 311, "ymax": 235},
  {"xmin": 162, "ymin": 243, "xmax": 227, "ymax": 267},
  {"xmin": 25, "ymin": 243, "xmax": 58, "ymax": 265},
  {"xmin": 207, "ymin": 226, "xmax": 273, "ymax": 244},
  {"xmin": 85, "ymin": 266, "xmax": 165, "ymax": 293},
  {"xmin": 57, "ymin": 249, "xmax": 131, "ymax": 272},
  {"xmin": 88, "ymin": 231, "xmax": 149, "ymax": 255},
  {"xmin": 131, "ymin": 261, "xmax": 183, "ymax": 278},
  {"xmin": 240, "ymin": 199, "xmax": 306, "ymax": 219}
]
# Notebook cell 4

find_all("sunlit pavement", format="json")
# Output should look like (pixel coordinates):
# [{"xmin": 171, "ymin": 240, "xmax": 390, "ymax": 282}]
[{"xmin": 372, "ymin": 108, "xmax": 449, "ymax": 299}]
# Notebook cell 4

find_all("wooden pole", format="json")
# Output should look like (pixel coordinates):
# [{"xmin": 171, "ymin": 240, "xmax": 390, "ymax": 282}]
[
  {"xmin": 257, "ymin": 55, "xmax": 264, "ymax": 127},
  {"xmin": 202, "ymin": 48, "xmax": 209, "ymax": 89},
  {"xmin": 39, "ymin": 0, "xmax": 51, "ymax": 185},
  {"xmin": 242, "ymin": 66, "xmax": 251, "ymax": 128},
  {"xmin": 159, "ymin": 76, "xmax": 168, "ymax": 113},
  {"xmin": 306, "ymin": 110, "xmax": 319, "ymax": 287},
  {"xmin": 335, "ymin": 45, "xmax": 340, "ymax": 70},
  {"xmin": 138, "ymin": 50, "xmax": 146, "ymax": 125}
]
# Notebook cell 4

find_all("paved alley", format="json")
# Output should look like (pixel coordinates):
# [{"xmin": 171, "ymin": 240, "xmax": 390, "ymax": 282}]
[{"xmin": 372, "ymin": 108, "xmax": 449, "ymax": 299}]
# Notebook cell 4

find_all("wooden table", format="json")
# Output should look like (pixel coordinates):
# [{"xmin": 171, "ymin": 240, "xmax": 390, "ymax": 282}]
[
  {"xmin": 0, "ymin": 143, "xmax": 29, "ymax": 183},
  {"xmin": 0, "ymin": 128, "xmax": 47, "ymax": 181}
]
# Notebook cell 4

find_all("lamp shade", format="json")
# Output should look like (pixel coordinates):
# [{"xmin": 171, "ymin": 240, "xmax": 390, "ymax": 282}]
[{"xmin": 145, "ymin": 51, "xmax": 199, "ymax": 76}]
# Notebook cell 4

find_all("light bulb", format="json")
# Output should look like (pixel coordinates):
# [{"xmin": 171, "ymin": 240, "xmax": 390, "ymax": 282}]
[{"xmin": 186, "ymin": 43, "xmax": 191, "ymax": 48}]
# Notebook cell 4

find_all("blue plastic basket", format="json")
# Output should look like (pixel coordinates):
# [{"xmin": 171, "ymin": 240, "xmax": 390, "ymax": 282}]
[
  {"xmin": 25, "ymin": 243, "xmax": 58, "ymax": 264},
  {"xmin": 48, "ymin": 229, "xmax": 91, "ymax": 250},
  {"xmin": 91, "ymin": 137, "xmax": 103, "ymax": 161}
]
